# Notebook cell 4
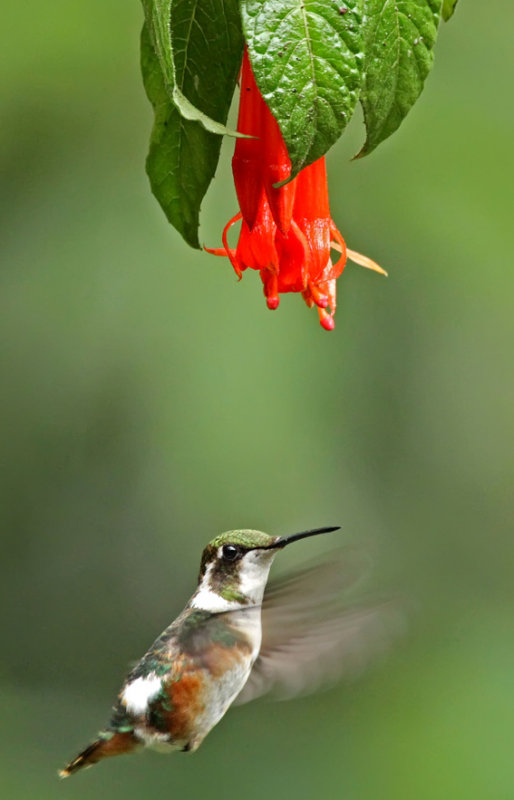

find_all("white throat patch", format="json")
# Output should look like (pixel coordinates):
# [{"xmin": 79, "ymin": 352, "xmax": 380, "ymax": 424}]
[
  {"xmin": 190, "ymin": 562, "xmax": 241, "ymax": 612},
  {"xmin": 190, "ymin": 549, "xmax": 276, "ymax": 612},
  {"xmin": 236, "ymin": 549, "xmax": 275, "ymax": 605}
]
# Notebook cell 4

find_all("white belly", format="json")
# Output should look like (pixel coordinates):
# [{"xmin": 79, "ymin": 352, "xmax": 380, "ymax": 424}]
[
  {"xmin": 131, "ymin": 607, "xmax": 262, "ymax": 752},
  {"xmin": 189, "ymin": 608, "xmax": 262, "ymax": 749}
]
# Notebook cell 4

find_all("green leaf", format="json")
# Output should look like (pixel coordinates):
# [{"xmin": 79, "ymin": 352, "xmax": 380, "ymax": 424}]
[
  {"xmin": 358, "ymin": 0, "xmax": 442, "ymax": 157},
  {"xmin": 442, "ymin": 0, "xmax": 459, "ymax": 21},
  {"xmin": 140, "ymin": 2, "xmax": 244, "ymax": 248},
  {"xmin": 141, "ymin": 0, "xmax": 243, "ymax": 137},
  {"xmin": 171, "ymin": 87, "xmax": 242, "ymax": 138},
  {"xmin": 141, "ymin": 0, "xmax": 176, "ymax": 87},
  {"xmin": 240, "ymin": 0, "xmax": 364, "ymax": 177}
]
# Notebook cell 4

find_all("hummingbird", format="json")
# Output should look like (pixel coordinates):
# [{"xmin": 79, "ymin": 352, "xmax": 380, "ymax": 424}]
[{"xmin": 60, "ymin": 526, "xmax": 394, "ymax": 777}]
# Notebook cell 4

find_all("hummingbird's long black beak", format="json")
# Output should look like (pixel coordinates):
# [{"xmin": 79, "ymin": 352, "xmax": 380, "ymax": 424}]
[{"xmin": 267, "ymin": 526, "xmax": 341, "ymax": 549}]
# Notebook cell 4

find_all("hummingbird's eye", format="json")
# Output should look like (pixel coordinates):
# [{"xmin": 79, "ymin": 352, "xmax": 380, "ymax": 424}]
[{"xmin": 222, "ymin": 545, "xmax": 240, "ymax": 561}]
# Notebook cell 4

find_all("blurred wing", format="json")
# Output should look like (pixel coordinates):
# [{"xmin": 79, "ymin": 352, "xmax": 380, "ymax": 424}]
[{"xmin": 235, "ymin": 549, "xmax": 403, "ymax": 704}]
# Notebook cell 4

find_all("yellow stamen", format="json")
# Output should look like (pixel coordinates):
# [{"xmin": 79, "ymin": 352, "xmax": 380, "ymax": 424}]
[{"xmin": 331, "ymin": 242, "xmax": 388, "ymax": 277}]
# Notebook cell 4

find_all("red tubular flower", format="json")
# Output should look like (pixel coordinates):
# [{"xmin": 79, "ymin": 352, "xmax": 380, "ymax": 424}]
[{"xmin": 206, "ymin": 49, "xmax": 385, "ymax": 330}]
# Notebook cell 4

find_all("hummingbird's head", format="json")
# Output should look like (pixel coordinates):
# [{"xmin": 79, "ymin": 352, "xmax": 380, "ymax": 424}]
[{"xmin": 191, "ymin": 527, "xmax": 340, "ymax": 613}]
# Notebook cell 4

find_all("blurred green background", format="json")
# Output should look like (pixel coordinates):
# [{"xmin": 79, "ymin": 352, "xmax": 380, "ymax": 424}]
[{"xmin": 1, "ymin": 2, "xmax": 513, "ymax": 798}]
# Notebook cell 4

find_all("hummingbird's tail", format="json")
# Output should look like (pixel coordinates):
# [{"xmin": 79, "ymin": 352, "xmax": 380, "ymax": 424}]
[{"xmin": 59, "ymin": 731, "xmax": 138, "ymax": 778}]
